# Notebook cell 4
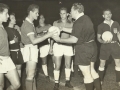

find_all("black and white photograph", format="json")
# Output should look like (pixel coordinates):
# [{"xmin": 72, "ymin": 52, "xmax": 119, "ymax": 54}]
[{"xmin": 0, "ymin": 0, "xmax": 120, "ymax": 90}]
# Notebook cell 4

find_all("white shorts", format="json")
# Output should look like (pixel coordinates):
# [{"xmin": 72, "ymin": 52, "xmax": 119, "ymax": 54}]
[
  {"xmin": 53, "ymin": 43, "xmax": 73, "ymax": 56},
  {"xmin": 39, "ymin": 45, "xmax": 50, "ymax": 58},
  {"xmin": 0, "ymin": 56, "xmax": 16, "ymax": 73},
  {"xmin": 22, "ymin": 44, "xmax": 38, "ymax": 63}
]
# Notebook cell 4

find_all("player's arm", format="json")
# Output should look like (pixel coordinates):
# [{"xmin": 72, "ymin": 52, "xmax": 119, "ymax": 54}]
[
  {"xmin": 28, "ymin": 31, "xmax": 56, "ymax": 45},
  {"xmin": 52, "ymin": 35, "xmax": 78, "ymax": 44},
  {"xmin": 97, "ymin": 34, "xmax": 105, "ymax": 43},
  {"xmin": 36, "ymin": 27, "xmax": 45, "ymax": 34},
  {"xmin": 60, "ymin": 35, "xmax": 78, "ymax": 43},
  {"xmin": 61, "ymin": 23, "xmax": 73, "ymax": 33},
  {"xmin": 62, "ymin": 27, "xmax": 72, "ymax": 33}
]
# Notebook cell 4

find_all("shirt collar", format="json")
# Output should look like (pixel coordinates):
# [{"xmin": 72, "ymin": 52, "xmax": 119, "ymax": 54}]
[
  {"xmin": 26, "ymin": 17, "xmax": 33, "ymax": 24},
  {"xmin": 76, "ymin": 12, "xmax": 84, "ymax": 20},
  {"xmin": 103, "ymin": 20, "xmax": 114, "ymax": 27}
]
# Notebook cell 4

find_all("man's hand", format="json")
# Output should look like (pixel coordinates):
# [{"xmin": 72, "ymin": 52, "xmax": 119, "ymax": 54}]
[
  {"xmin": 59, "ymin": 26, "xmax": 63, "ymax": 32},
  {"xmin": 14, "ymin": 36, "xmax": 18, "ymax": 43},
  {"xmin": 52, "ymin": 36, "xmax": 61, "ymax": 42},
  {"xmin": 103, "ymin": 39, "xmax": 112, "ymax": 43}
]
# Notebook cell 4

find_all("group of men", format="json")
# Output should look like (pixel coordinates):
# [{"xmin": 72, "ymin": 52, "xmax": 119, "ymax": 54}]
[{"xmin": 0, "ymin": 2, "xmax": 120, "ymax": 90}]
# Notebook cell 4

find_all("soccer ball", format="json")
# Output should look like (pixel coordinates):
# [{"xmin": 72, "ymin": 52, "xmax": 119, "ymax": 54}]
[
  {"xmin": 102, "ymin": 31, "xmax": 113, "ymax": 42},
  {"xmin": 48, "ymin": 26, "xmax": 60, "ymax": 36}
]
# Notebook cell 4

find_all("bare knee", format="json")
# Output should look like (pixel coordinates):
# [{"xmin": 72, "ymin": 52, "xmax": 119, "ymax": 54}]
[
  {"xmin": 12, "ymin": 81, "xmax": 21, "ymax": 90},
  {"xmin": 80, "ymin": 68, "xmax": 93, "ymax": 83},
  {"xmin": 0, "ymin": 85, "xmax": 4, "ymax": 90},
  {"xmin": 99, "ymin": 60, "xmax": 106, "ymax": 68}
]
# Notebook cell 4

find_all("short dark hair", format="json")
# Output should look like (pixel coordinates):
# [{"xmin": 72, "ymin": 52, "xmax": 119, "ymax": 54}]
[
  {"xmin": 27, "ymin": 4, "xmax": 39, "ymax": 14},
  {"xmin": 8, "ymin": 13, "xmax": 15, "ymax": 23},
  {"xmin": 103, "ymin": 9, "xmax": 112, "ymax": 14},
  {"xmin": 72, "ymin": 3, "xmax": 84, "ymax": 13},
  {"xmin": 0, "ymin": 3, "xmax": 9, "ymax": 13},
  {"xmin": 60, "ymin": 7, "xmax": 68, "ymax": 13}
]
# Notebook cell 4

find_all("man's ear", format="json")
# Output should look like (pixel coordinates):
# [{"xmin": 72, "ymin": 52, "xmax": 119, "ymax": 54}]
[{"xmin": 102, "ymin": 15, "xmax": 104, "ymax": 18}]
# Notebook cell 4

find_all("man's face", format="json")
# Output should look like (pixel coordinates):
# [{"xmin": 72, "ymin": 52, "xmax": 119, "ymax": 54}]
[
  {"xmin": 70, "ymin": 6, "xmax": 76, "ymax": 19},
  {"xmin": 39, "ymin": 15, "xmax": 45, "ymax": 23},
  {"xmin": 60, "ymin": 10, "xmax": 68, "ymax": 20},
  {"xmin": 31, "ymin": 8, "xmax": 39, "ymax": 20},
  {"xmin": 0, "ymin": 9, "xmax": 9, "ymax": 22},
  {"xmin": 10, "ymin": 15, "xmax": 16, "ymax": 25},
  {"xmin": 103, "ymin": 11, "xmax": 112, "ymax": 20}
]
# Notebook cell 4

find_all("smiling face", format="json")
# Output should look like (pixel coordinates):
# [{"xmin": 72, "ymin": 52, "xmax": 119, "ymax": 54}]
[
  {"xmin": 103, "ymin": 10, "xmax": 112, "ymax": 21},
  {"xmin": 0, "ymin": 9, "xmax": 9, "ymax": 22}
]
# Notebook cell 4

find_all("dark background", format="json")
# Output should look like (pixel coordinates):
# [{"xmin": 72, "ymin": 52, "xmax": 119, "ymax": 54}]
[
  {"xmin": 0, "ymin": 0, "xmax": 120, "ymax": 30},
  {"xmin": 0, "ymin": 0, "xmax": 118, "ymax": 80}
]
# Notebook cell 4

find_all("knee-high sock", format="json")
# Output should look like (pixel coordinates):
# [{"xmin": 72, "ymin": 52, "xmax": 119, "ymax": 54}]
[
  {"xmin": 65, "ymin": 68, "xmax": 71, "ymax": 81},
  {"xmin": 91, "ymin": 69, "xmax": 101, "ymax": 90},
  {"xmin": 115, "ymin": 66, "xmax": 120, "ymax": 82},
  {"xmin": 25, "ymin": 79, "xmax": 33, "ymax": 90},
  {"xmin": 85, "ymin": 82, "xmax": 94, "ymax": 90},
  {"xmin": 98, "ymin": 67, "xmax": 105, "ymax": 81},
  {"xmin": 71, "ymin": 60, "xmax": 74, "ymax": 72},
  {"xmin": 54, "ymin": 70, "xmax": 60, "ymax": 83},
  {"xmin": 42, "ymin": 65, "xmax": 48, "ymax": 76},
  {"xmin": 94, "ymin": 78, "xmax": 102, "ymax": 90}
]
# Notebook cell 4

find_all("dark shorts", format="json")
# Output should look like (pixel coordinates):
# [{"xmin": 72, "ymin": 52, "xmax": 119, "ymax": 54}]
[
  {"xmin": 10, "ymin": 50, "xmax": 24, "ymax": 65},
  {"xmin": 99, "ymin": 42, "xmax": 120, "ymax": 60},
  {"xmin": 74, "ymin": 42, "xmax": 97, "ymax": 65}
]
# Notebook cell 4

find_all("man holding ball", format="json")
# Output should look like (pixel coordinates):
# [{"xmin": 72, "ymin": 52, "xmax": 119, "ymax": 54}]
[{"xmin": 97, "ymin": 9, "xmax": 120, "ymax": 86}]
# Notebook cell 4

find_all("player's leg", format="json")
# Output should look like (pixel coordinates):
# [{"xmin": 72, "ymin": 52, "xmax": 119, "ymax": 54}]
[
  {"xmin": 91, "ymin": 62, "xmax": 101, "ymax": 90},
  {"xmin": 52, "ymin": 55, "xmax": 55, "ymax": 68},
  {"xmin": 112, "ymin": 43, "xmax": 120, "ymax": 86},
  {"xmin": 71, "ymin": 57, "xmax": 74, "ymax": 77},
  {"xmin": 53, "ymin": 43, "xmax": 63, "ymax": 90},
  {"xmin": 64, "ymin": 55, "xmax": 73, "ymax": 88},
  {"xmin": 40, "ymin": 45, "xmax": 50, "ymax": 82},
  {"xmin": 98, "ymin": 45, "xmax": 110, "ymax": 84},
  {"xmin": 0, "ymin": 74, "xmax": 4, "ymax": 90},
  {"xmin": 114, "ymin": 59, "xmax": 120, "ymax": 86},
  {"xmin": 25, "ymin": 61, "xmax": 37, "ymax": 90},
  {"xmin": 98, "ymin": 59, "xmax": 106, "ymax": 84},
  {"xmin": 79, "ymin": 65, "xmax": 94, "ymax": 90},
  {"xmin": 53, "ymin": 56, "xmax": 62, "ymax": 90},
  {"xmin": 16, "ymin": 65, "xmax": 22, "ymax": 77},
  {"xmin": 5, "ymin": 68, "xmax": 20, "ymax": 90}
]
